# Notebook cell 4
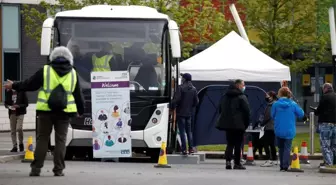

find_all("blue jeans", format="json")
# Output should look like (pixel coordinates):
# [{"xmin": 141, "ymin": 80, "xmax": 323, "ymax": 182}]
[
  {"xmin": 319, "ymin": 123, "xmax": 336, "ymax": 165},
  {"xmin": 177, "ymin": 116, "xmax": 193, "ymax": 152},
  {"xmin": 277, "ymin": 137, "xmax": 292, "ymax": 169}
]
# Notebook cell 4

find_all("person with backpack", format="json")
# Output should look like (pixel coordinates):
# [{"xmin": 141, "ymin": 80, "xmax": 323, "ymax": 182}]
[{"xmin": 4, "ymin": 46, "xmax": 84, "ymax": 177}]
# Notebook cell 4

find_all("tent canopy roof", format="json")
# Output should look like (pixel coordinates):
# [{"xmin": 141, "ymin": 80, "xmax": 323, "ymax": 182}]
[{"xmin": 180, "ymin": 31, "xmax": 291, "ymax": 82}]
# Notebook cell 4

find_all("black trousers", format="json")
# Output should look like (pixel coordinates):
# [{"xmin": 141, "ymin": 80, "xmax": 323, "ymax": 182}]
[
  {"xmin": 262, "ymin": 130, "xmax": 277, "ymax": 161},
  {"xmin": 225, "ymin": 130, "xmax": 244, "ymax": 165},
  {"xmin": 31, "ymin": 113, "xmax": 70, "ymax": 174}
]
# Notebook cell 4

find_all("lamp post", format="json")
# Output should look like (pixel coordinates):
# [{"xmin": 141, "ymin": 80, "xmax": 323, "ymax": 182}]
[{"xmin": 328, "ymin": 7, "xmax": 336, "ymax": 87}]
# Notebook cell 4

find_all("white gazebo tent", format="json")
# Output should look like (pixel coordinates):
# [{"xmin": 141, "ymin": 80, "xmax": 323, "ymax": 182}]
[{"xmin": 180, "ymin": 31, "xmax": 291, "ymax": 82}]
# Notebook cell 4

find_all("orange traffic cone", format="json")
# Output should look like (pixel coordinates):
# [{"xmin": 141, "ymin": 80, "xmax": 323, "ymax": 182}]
[
  {"xmin": 245, "ymin": 141, "xmax": 256, "ymax": 166},
  {"xmin": 288, "ymin": 146, "xmax": 304, "ymax": 172},
  {"xmin": 299, "ymin": 141, "xmax": 310, "ymax": 164},
  {"xmin": 22, "ymin": 136, "xmax": 34, "ymax": 163},
  {"xmin": 154, "ymin": 142, "xmax": 171, "ymax": 168}
]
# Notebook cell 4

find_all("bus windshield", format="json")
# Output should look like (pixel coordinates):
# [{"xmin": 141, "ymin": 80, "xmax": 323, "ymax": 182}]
[{"xmin": 54, "ymin": 18, "xmax": 168, "ymax": 97}]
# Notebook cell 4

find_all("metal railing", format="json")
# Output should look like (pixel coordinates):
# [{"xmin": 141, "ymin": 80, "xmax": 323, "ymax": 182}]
[{"xmin": 309, "ymin": 112, "xmax": 315, "ymax": 155}]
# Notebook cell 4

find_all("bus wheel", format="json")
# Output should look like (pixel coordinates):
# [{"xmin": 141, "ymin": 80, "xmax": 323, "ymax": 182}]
[
  {"xmin": 65, "ymin": 147, "xmax": 74, "ymax": 160},
  {"xmin": 147, "ymin": 148, "xmax": 160, "ymax": 162}
]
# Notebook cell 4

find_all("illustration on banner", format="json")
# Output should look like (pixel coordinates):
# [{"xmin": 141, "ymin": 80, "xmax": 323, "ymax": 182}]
[
  {"xmin": 115, "ymin": 118, "xmax": 123, "ymax": 129},
  {"xmin": 97, "ymin": 109, "xmax": 108, "ymax": 121},
  {"xmin": 118, "ymin": 133, "xmax": 127, "ymax": 143},
  {"xmin": 104, "ymin": 135, "xmax": 115, "ymax": 147},
  {"xmin": 93, "ymin": 139, "xmax": 102, "ymax": 151},
  {"xmin": 112, "ymin": 105, "xmax": 120, "ymax": 118}
]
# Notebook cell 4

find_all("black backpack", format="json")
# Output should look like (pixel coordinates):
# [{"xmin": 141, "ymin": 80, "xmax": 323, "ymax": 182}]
[{"xmin": 47, "ymin": 73, "xmax": 72, "ymax": 111}]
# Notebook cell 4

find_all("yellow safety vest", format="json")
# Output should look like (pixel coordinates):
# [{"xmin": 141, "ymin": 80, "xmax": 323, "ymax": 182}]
[
  {"xmin": 36, "ymin": 65, "xmax": 77, "ymax": 113},
  {"xmin": 92, "ymin": 54, "xmax": 113, "ymax": 71}
]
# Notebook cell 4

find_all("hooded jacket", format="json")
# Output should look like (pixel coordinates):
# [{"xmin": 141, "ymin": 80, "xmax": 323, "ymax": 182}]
[
  {"xmin": 171, "ymin": 81, "xmax": 199, "ymax": 117},
  {"xmin": 271, "ymin": 97, "xmax": 304, "ymax": 139},
  {"xmin": 216, "ymin": 84, "xmax": 251, "ymax": 131},
  {"xmin": 12, "ymin": 46, "xmax": 85, "ymax": 117}
]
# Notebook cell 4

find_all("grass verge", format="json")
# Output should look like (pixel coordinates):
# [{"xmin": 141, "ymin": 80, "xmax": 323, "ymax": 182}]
[{"xmin": 197, "ymin": 133, "xmax": 321, "ymax": 153}]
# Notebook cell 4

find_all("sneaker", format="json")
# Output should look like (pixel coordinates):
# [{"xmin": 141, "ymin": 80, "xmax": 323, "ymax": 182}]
[
  {"xmin": 181, "ymin": 151, "xmax": 188, "ymax": 156},
  {"xmin": 226, "ymin": 161, "xmax": 232, "ymax": 170},
  {"xmin": 29, "ymin": 171, "xmax": 40, "ymax": 177},
  {"xmin": 54, "ymin": 172, "xmax": 65, "ymax": 177},
  {"xmin": 189, "ymin": 148, "xmax": 195, "ymax": 155},
  {"xmin": 280, "ymin": 168, "xmax": 288, "ymax": 172},
  {"xmin": 272, "ymin": 160, "xmax": 278, "ymax": 165},
  {"xmin": 19, "ymin": 144, "xmax": 24, "ymax": 152},
  {"xmin": 10, "ymin": 146, "xmax": 18, "ymax": 152},
  {"xmin": 319, "ymin": 162, "xmax": 327, "ymax": 167},
  {"xmin": 261, "ymin": 160, "xmax": 274, "ymax": 167},
  {"xmin": 233, "ymin": 164, "xmax": 246, "ymax": 170}
]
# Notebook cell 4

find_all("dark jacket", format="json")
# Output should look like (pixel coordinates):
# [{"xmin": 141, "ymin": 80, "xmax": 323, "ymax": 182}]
[
  {"xmin": 12, "ymin": 53, "xmax": 85, "ymax": 117},
  {"xmin": 4, "ymin": 90, "xmax": 28, "ymax": 117},
  {"xmin": 171, "ymin": 81, "xmax": 199, "ymax": 117},
  {"xmin": 315, "ymin": 90, "xmax": 336, "ymax": 124},
  {"xmin": 260, "ymin": 100, "xmax": 275, "ymax": 131},
  {"xmin": 216, "ymin": 85, "xmax": 251, "ymax": 131}
]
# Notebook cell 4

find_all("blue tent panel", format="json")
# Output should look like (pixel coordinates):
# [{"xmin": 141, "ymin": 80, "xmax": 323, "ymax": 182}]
[{"xmin": 193, "ymin": 85, "xmax": 268, "ymax": 146}]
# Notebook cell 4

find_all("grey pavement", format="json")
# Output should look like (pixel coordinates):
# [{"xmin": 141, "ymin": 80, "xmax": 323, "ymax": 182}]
[
  {"xmin": 0, "ymin": 131, "xmax": 36, "ymax": 152},
  {"xmin": 0, "ymin": 160, "xmax": 335, "ymax": 185}
]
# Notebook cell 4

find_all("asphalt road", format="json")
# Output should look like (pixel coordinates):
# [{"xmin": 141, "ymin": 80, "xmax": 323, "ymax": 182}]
[{"xmin": 0, "ymin": 160, "xmax": 335, "ymax": 185}]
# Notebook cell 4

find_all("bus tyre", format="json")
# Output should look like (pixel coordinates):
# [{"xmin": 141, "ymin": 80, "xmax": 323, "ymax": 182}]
[
  {"xmin": 65, "ymin": 147, "xmax": 74, "ymax": 160},
  {"xmin": 148, "ymin": 148, "xmax": 160, "ymax": 162}
]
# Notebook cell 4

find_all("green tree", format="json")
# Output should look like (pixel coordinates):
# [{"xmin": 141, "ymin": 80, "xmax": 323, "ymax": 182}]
[
  {"xmin": 174, "ymin": 0, "xmax": 234, "ymax": 58},
  {"xmin": 238, "ymin": 0, "xmax": 334, "ymax": 72}
]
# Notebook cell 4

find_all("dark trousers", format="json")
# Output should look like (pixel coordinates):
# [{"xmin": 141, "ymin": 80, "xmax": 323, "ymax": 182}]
[
  {"xmin": 263, "ymin": 130, "xmax": 277, "ymax": 161},
  {"xmin": 177, "ymin": 116, "xmax": 193, "ymax": 151},
  {"xmin": 252, "ymin": 133, "xmax": 263, "ymax": 157},
  {"xmin": 31, "ymin": 113, "xmax": 70, "ymax": 173},
  {"xmin": 225, "ymin": 130, "xmax": 244, "ymax": 165},
  {"xmin": 277, "ymin": 137, "xmax": 292, "ymax": 169}
]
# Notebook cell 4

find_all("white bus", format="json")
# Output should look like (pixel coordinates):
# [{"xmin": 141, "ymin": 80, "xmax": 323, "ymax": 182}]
[{"xmin": 40, "ymin": 5, "xmax": 181, "ymax": 160}]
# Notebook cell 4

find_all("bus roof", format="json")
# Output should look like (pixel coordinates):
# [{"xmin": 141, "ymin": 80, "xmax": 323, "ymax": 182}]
[{"xmin": 55, "ymin": 5, "xmax": 170, "ymax": 20}]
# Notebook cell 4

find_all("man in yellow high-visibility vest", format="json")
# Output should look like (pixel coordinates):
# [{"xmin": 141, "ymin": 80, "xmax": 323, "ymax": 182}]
[
  {"xmin": 92, "ymin": 42, "xmax": 113, "ymax": 72},
  {"xmin": 4, "ymin": 46, "xmax": 85, "ymax": 177}
]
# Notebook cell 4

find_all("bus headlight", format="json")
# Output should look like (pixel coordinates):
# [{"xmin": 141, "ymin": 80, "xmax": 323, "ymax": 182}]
[{"xmin": 152, "ymin": 118, "xmax": 158, "ymax": 124}]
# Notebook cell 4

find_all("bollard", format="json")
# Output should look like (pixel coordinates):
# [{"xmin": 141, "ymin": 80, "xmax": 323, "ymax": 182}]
[{"xmin": 309, "ymin": 112, "xmax": 315, "ymax": 155}]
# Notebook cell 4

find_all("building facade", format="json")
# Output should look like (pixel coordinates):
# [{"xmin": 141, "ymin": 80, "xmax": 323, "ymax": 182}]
[{"xmin": 0, "ymin": 0, "xmax": 57, "ymax": 131}]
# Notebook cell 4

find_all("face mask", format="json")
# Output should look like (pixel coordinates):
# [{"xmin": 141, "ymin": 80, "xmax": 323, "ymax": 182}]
[{"xmin": 241, "ymin": 86, "xmax": 246, "ymax": 92}]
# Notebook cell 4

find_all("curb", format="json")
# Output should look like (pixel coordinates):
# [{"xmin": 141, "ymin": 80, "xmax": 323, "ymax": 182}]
[
  {"xmin": 319, "ymin": 167, "xmax": 336, "ymax": 174},
  {"xmin": 204, "ymin": 153, "xmax": 324, "ymax": 160},
  {"xmin": 0, "ymin": 129, "xmax": 35, "ymax": 133},
  {"xmin": 0, "ymin": 154, "xmax": 24, "ymax": 163}
]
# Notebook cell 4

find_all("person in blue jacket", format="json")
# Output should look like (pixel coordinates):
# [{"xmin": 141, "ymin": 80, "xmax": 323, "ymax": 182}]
[{"xmin": 271, "ymin": 87, "xmax": 305, "ymax": 172}]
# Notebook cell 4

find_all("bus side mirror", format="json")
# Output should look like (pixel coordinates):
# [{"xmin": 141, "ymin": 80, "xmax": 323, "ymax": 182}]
[
  {"xmin": 168, "ymin": 20, "xmax": 181, "ymax": 58},
  {"xmin": 41, "ymin": 18, "xmax": 54, "ymax": 56}
]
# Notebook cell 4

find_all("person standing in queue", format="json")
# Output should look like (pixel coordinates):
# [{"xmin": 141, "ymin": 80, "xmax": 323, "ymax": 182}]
[
  {"xmin": 271, "ymin": 87, "xmax": 304, "ymax": 172},
  {"xmin": 171, "ymin": 73, "xmax": 199, "ymax": 155},
  {"xmin": 260, "ymin": 91, "xmax": 278, "ymax": 167},
  {"xmin": 216, "ymin": 79, "xmax": 251, "ymax": 170},
  {"xmin": 5, "ymin": 89, "xmax": 29, "ymax": 152},
  {"xmin": 314, "ymin": 83, "xmax": 336, "ymax": 167},
  {"xmin": 4, "ymin": 46, "xmax": 85, "ymax": 177}
]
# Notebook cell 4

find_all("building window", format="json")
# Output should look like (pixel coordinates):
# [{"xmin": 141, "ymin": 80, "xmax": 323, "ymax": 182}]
[
  {"xmin": 2, "ymin": 5, "xmax": 20, "ymax": 50},
  {"xmin": 4, "ymin": 52, "xmax": 20, "ymax": 81}
]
